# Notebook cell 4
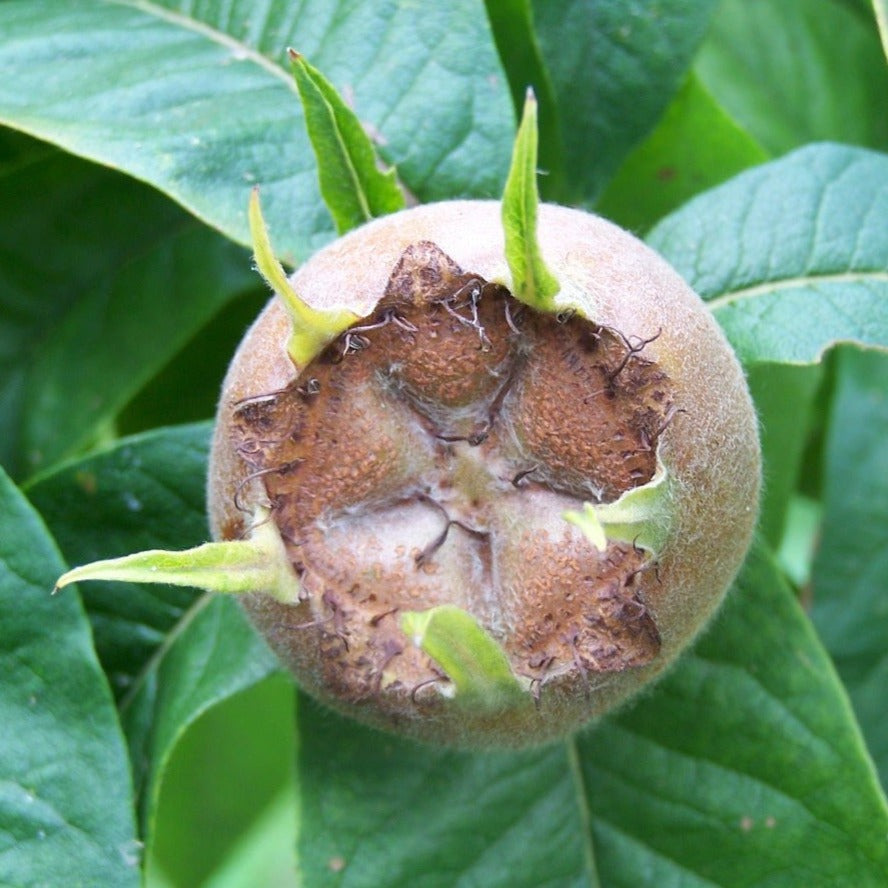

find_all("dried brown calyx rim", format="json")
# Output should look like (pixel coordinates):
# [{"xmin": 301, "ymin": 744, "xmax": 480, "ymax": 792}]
[{"xmin": 226, "ymin": 238, "xmax": 674, "ymax": 717}]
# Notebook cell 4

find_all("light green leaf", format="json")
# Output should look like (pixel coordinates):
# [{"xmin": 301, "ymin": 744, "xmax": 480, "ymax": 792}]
[
  {"xmin": 401, "ymin": 605, "xmax": 529, "ymax": 709},
  {"xmin": 696, "ymin": 0, "xmax": 888, "ymax": 156},
  {"xmin": 501, "ymin": 90, "xmax": 561, "ymax": 310},
  {"xmin": 564, "ymin": 458, "xmax": 672, "ymax": 555},
  {"xmin": 0, "ymin": 0, "xmax": 513, "ymax": 262},
  {"xmin": 648, "ymin": 143, "xmax": 888, "ymax": 365},
  {"xmin": 146, "ymin": 675, "xmax": 297, "ymax": 888},
  {"xmin": 26, "ymin": 423, "xmax": 212, "ymax": 695},
  {"xmin": 597, "ymin": 73, "xmax": 768, "ymax": 233},
  {"xmin": 812, "ymin": 347, "xmax": 888, "ymax": 790},
  {"xmin": 748, "ymin": 362, "xmax": 824, "ymax": 547},
  {"xmin": 293, "ymin": 544, "xmax": 888, "ymax": 885},
  {"xmin": 0, "ymin": 466, "xmax": 139, "ymax": 887},
  {"xmin": 121, "ymin": 594, "xmax": 282, "ymax": 864},
  {"xmin": 290, "ymin": 52, "xmax": 405, "ymax": 234},
  {"xmin": 0, "ymin": 144, "xmax": 254, "ymax": 481},
  {"xmin": 876, "ymin": 0, "xmax": 888, "ymax": 61},
  {"xmin": 529, "ymin": 0, "xmax": 718, "ymax": 203}
]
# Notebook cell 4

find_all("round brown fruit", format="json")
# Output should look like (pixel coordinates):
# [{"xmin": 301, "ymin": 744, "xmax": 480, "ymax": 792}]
[{"xmin": 208, "ymin": 200, "xmax": 760, "ymax": 748}]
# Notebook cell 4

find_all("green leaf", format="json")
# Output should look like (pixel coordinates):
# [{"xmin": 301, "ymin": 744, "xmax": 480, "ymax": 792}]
[
  {"xmin": 0, "ymin": 146, "xmax": 254, "ymax": 481},
  {"xmin": 597, "ymin": 73, "xmax": 768, "ymax": 233},
  {"xmin": 290, "ymin": 52, "xmax": 405, "ymax": 234},
  {"xmin": 0, "ymin": 0, "xmax": 513, "ymax": 262},
  {"xmin": 26, "ymin": 423, "xmax": 283, "ymax": 863},
  {"xmin": 0, "ymin": 466, "xmax": 139, "ymax": 887},
  {"xmin": 876, "ymin": 0, "xmax": 888, "ymax": 61},
  {"xmin": 117, "ymin": 288, "xmax": 268, "ymax": 435},
  {"xmin": 294, "ymin": 544, "xmax": 888, "ymax": 885},
  {"xmin": 146, "ymin": 675, "xmax": 297, "ymax": 888},
  {"xmin": 696, "ymin": 0, "xmax": 888, "ymax": 156},
  {"xmin": 120, "ymin": 594, "xmax": 282, "ymax": 862},
  {"xmin": 483, "ymin": 0, "xmax": 566, "ymax": 199},
  {"xmin": 501, "ymin": 90, "xmax": 561, "ymax": 310},
  {"xmin": 564, "ymin": 458, "xmax": 672, "ymax": 555},
  {"xmin": 576, "ymin": 544, "xmax": 888, "ymax": 885},
  {"xmin": 748, "ymin": 362, "xmax": 824, "ymax": 547},
  {"xmin": 648, "ymin": 143, "xmax": 888, "ymax": 365},
  {"xmin": 811, "ymin": 347, "xmax": 888, "ymax": 790},
  {"xmin": 26, "ymin": 423, "xmax": 213, "ymax": 695},
  {"xmin": 295, "ymin": 695, "xmax": 585, "ymax": 888},
  {"xmin": 401, "ymin": 605, "xmax": 529, "ymax": 709},
  {"xmin": 529, "ymin": 0, "xmax": 718, "ymax": 203}
]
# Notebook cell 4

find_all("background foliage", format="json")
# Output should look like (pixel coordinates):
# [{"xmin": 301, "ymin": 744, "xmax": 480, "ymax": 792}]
[{"xmin": 1, "ymin": 1, "xmax": 887, "ymax": 885}]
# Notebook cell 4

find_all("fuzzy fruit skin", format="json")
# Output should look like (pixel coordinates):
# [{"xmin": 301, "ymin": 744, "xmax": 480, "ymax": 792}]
[{"xmin": 209, "ymin": 200, "xmax": 760, "ymax": 747}]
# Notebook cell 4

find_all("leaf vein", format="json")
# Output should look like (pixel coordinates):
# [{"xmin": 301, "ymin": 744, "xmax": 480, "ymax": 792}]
[
  {"xmin": 109, "ymin": 0, "xmax": 294, "ymax": 91},
  {"xmin": 707, "ymin": 270, "xmax": 888, "ymax": 311}
]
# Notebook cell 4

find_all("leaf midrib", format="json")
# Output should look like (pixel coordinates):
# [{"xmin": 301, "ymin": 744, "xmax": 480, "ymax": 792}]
[
  {"xmin": 706, "ymin": 269, "xmax": 888, "ymax": 310},
  {"xmin": 109, "ymin": 0, "xmax": 295, "ymax": 90},
  {"xmin": 566, "ymin": 736, "xmax": 602, "ymax": 888}
]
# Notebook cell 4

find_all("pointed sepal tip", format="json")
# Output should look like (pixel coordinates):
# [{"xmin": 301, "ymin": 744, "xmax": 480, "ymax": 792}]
[
  {"xmin": 500, "ymin": 87, "xmax": 563, "ymax": 313},
  {"xmin": 248, "ymin": 187, "xmax": 357, "ymax": 367},
  {"xmin": 54, "ymin": 509, "xmax": 301, "ymax": 604}
]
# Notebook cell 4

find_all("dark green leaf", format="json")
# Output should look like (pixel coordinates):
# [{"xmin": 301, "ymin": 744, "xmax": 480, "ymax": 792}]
[
  {"xmin": 597, "ymin": 74, "xmax": 768, "ymax": 234},
  {"xmin": 0, "ymin": 466, "xmax": 139, "ymax": 887},
  {"xmin": 0, "ymin": 0, "xmax": 513, "ymax": 262},
  {"xmin": 812, "ymin": 347, "xmax": 888, "ymax": 790},
  {"xmin": 294, "ymin": 544, "xmax": 888, "ymax": 886},
  {"xmin": 117, "ymin": 287, "xmax": 268, "ymax": 436},
  {"xmin": 0, "ymin": 148, "xmax": 253, "ymax": 480},
  {"xmin": 483, "ymin": 0, "xmax": 566, "ymax": 199},
  {"xmin": 27, "ymin": 423, "xmax": 213, "ymax": 695},
  {"xmin": 696, "ymin": 0, "xmax": 888, "ymax": 156},
  {"xmin": 290, "ymin": 52, "xmax": 404, "ymax": 234},
  {"xmin": 530, "ymin": 0, "xmax": 718, "ymax": 203},
  {"xmin": 648, "ymin": 143, "xmax": 888, "ymax": 365},
  {"xmin": 578, "ymin": 544, "xmax": 888, "ymax": 886},
  {"xmin": 27, "ymin": 424, "xmax": 284, "ymax": 856},
  {"xmin": 295, "ymin": 698, "xmax": 586, "ymax": 888}
]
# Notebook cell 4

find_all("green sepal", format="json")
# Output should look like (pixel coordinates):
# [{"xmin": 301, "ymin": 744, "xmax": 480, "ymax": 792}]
[
  {"xmin": 564, "ymin": 458, "xmax": 673, "ymax": 556},
  {"xmin": 501, "ymin": 88, "xmax": 561, "ymax": 311},
  {"xmin": 248, "ymin": 187, "xmax": 357, "ymax": 367},
  {"xmin": 54, "ymin": 509, "xmax": 301, "ymax": 604},
  {"xmin": 290, "ymin": 49, "xmax": 406, "ymax": 234},
  {"xmin": 875, "ymin": 0, "xmax": 888, "ymax": 64},
  {"xmin": 400, "ymin": 605, "xmax": 530, "ymax": 710}
]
